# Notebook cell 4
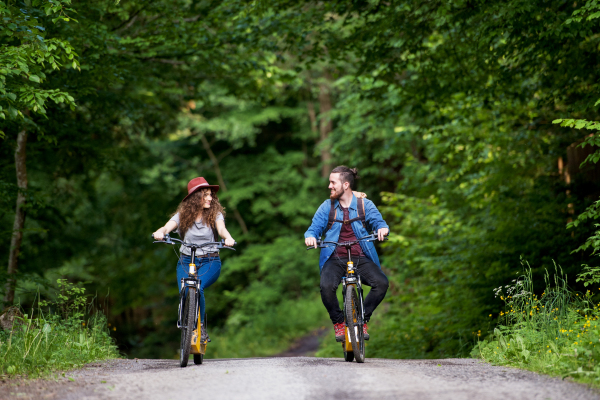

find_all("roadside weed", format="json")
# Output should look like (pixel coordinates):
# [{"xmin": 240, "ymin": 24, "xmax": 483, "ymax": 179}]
[
  {"xmin": 0, "ymin": 279, "xmax": 119, "ymax": 378},
  {"xmin": 474, "ymin": 262, "xmax": 600, "ymax": 386}
]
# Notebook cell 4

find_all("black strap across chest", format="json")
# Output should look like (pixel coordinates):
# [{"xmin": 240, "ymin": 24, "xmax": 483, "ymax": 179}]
[
  {"xmin": 212, "ymin": 224, "xmax": 218, "ymax": 242},
  {"xmin": 194, "ymin": 221, "xmax": 219, "ymax": 242},
  {"xmin": 325, "ymin": 197, "xmax": 367, "ymax": 232}
]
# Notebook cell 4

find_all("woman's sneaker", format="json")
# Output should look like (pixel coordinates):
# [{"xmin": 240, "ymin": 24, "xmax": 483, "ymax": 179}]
[
  {"xmin": 363, "ymin": 323, "xmax": 370, "ymax": 340},
  {"xmin": 334, "ymin": 323, "xmax": 345, "ymax": 342}
]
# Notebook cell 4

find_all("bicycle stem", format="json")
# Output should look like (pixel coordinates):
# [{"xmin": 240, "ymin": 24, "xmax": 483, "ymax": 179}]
[
  {"xmin": 189, "ymin": 247, "xmax": 197, "ymax": 274},
  {"xmin": 346, "ymin": 245, "xmax": 355, "ymax": 274}
]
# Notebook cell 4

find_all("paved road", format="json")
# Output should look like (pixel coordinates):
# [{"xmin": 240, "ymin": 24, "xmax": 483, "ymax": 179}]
[{"xmin": 2, "ymin": 357, "xmax": 599, "ymax": 400}]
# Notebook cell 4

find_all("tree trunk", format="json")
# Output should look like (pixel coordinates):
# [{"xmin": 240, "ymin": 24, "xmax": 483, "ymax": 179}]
[
  {"xmin": 5, "ymin": 127, "xmax": 28, "ymax": 305},
  {"xmin": 306, "ymin": 101, "xmax": 317, "ymax": 168},
  {"xmin": 318, "ymin": 81, "xmax": 333, "ymax": 178},
  {"xmin": 199, "ymin": 135, "xmax": 249, "ymax": 235}
]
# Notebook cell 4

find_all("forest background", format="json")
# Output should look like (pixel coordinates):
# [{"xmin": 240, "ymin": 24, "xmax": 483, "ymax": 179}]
[{"xmin": 3, "ymin": 0, "xmax": 600, "ymax": 360}]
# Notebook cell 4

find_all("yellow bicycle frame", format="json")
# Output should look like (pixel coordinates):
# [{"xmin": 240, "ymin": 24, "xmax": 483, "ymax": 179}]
[
  {"xmin": 187, "ymin": 261, "xmax": 207, "ymax": 355},
  {"xmin": 190, "ymin": 313, "xmax": 207, "ymax": 355}
]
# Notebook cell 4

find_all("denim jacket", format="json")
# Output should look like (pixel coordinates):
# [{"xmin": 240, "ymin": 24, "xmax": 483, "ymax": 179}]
[{"xmin": 304, "ymin": 194, "xmax": 390, "ymax": 272}]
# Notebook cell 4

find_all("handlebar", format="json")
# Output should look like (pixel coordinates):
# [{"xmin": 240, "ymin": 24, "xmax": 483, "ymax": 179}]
[
  {"xmin": 151, "ymin": 233, "xmax": 236, "ymax": 251},
  {"xmin": 306, "ymin": 232, "xmax": 388, "ymax": 250}
]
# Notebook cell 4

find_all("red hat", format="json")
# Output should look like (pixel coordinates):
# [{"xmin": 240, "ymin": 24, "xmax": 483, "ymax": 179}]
[{"xmin": 183, "ymin": 177, "xmax": 219, "ymax": 201}]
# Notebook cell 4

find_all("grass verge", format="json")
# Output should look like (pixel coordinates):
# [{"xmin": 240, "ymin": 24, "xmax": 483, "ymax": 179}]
[
  {"xmin": 0, "ymin": 279, "xmax": 119, "ymax": 378},
  {"xmin": 208, "ymin": 295, "xmax": 328, "ymax": 358},
  {"xmin": 473, "ymin": 262, "xmax": 600, "ymax": 386}
]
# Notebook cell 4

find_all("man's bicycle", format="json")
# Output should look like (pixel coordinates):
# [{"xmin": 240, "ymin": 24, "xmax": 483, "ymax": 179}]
[
  {"xmin": 152, "ymin": 234, "xmax": 235, "ymax": 367},
  {"xmin": 308, "ymin": 233, "xmax": 386, "ymax": 363}
]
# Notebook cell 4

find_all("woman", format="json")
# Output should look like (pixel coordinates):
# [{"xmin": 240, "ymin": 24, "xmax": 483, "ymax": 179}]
[{"xmin": 153, "ymin": 177, "xmax": 235, "ymax": 341}]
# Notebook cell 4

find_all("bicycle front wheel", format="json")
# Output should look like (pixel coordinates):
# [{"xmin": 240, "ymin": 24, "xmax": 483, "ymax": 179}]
[
  {"xmin": 344, "ymin": 350, "xmax": 354, "ymax": 362},
  {"xmin": 180, "ymin": 287, "xmax": 196, "ymax": 367},
  {"xmin": 345, "ymin": 285, "xmax": 365, "ymax": 363}
]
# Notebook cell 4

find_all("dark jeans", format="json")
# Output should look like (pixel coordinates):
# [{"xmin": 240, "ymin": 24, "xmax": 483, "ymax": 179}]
[{"xmin": 320, "ymin": 256, "xmax": 389, "ymax": 325}]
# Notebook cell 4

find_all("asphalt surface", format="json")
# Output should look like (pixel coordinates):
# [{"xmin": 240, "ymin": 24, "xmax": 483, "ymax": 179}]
[{"xmin": 2, "ymin": 357, "xmax": 600, "ymax": 400}]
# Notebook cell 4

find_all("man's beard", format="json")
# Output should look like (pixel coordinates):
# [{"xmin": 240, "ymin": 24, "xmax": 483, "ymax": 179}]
[{"xmin": 330, "ymin": 187, "xmax": 343, "ymax": 200}]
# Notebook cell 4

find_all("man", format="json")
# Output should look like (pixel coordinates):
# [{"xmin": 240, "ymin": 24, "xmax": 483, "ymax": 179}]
[{"xmin": 305, "ymin": 166, "xmax": 389, "ymax": 342}]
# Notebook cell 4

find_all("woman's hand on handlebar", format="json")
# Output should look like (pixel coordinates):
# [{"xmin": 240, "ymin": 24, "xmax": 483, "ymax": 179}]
[
  {"xmin": 224, "ymin": 238, "xmax": 235, "ymax": 247},
  {"xmin": 305, "ymin": 237, "xmax": 318, "ymax": 248},
  {"xmin": 153, "ymin": 221, "xmax": 177, "ymax": 241}
]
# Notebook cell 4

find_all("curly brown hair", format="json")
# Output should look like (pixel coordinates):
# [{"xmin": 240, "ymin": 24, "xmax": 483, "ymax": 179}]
[{"xmin": 174, "ymin": 188, "xmax": 225, "ymax": 239}]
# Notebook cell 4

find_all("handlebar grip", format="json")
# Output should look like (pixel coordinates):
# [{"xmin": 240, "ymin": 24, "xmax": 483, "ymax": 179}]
[{"xmin": 151, "ymin": 233, "xmax": 171, "ymax": 241}]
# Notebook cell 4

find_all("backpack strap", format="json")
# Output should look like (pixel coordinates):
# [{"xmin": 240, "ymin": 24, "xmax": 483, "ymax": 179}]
[
  {"xmin": 325, "ymin": 200, "xmax": 337, "ymax": 232},
  {"xmin": 325, "ymin": 198, "xmax": 368, "ymax": 232},
  {"xmin": 357, "ymin": 197, "xmax": 367, "ymax": 230}
]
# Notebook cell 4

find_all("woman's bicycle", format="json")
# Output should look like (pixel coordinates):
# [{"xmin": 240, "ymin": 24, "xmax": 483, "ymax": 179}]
[
  {"xmin": 307, "ymin": 232, "xmax": 386, "ymax": 363},
  {"xmin": 152, "ymin": 234, "xmax": 235, "ymax": 367}
]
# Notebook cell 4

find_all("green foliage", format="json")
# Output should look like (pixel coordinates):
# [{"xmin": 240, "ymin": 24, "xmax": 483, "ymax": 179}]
[
  {"xmin": 0, "ymin": 280, "xmax": 118, "ymax": 377},
  {"xmin": 0, "ymin": 0, "xmax": 79, "ymax": 132},
  {"xmin": 4, "ymin": 0, "xmax": 600, "ymax": 367},
  {"xmin": 209, "ymin": 296, "xmax": 326, "ymax": 359},
  {"xmin": 474, "ymin": 264, "xmax": 600, "ymax": 386},
  {"xmin": 38, "ymin": 279, "xmax": 86, "ymax": 320},
  {"xmin": 553, "ymin": 119, "xmax": 600, "ymax": 255},
  {"xmin": 577, "ymin": 265, "xmax": 600, "ymax": 288},
  {"xmin": 553, "ymin": 119, "xmax": 600, "ymax": 167}
]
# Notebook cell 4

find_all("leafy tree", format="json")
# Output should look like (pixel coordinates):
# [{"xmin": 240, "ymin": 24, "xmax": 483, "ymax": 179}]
[
  {"xmin": 1, "ymin": 0, "xmax": 78, "ymax": 127},
  {"xmin": 2, "ymin": 0, "xmax": 79, "ymax": 304},
  {"xmin": 5, "ymin": 0, "xmax": 600, "ymax": 361}
]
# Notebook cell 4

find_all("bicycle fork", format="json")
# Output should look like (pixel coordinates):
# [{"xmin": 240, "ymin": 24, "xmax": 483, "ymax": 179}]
[{"xmin": 342, "ymin": 260, "xmax": 365, "ymax": 346}]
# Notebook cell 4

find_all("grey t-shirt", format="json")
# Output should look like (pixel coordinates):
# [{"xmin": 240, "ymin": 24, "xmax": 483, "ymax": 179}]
[{"xmin": 169, "ymin": 212, "xmax": 224, "ymax": 256}]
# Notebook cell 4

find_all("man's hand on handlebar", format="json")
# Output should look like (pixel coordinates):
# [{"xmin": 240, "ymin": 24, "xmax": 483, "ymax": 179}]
[
  {"xmin": 377, "ymin": 228, "xmax": 389, "ymax": 242},
  {"xmin": 305, "ymin": 237, "xmax": 318, "ymax": 249}
]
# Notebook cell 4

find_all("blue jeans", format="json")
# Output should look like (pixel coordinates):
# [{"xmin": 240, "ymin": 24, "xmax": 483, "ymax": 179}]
[{"xmin": 176, "ymin": 255, "xmax": 221, "ymax": 323}]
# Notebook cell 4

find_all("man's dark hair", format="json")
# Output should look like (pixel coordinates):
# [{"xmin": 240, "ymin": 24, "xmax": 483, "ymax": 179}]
[{"xmin": 331, "ymin": 165, "xmax": 359, "ymax": 189}]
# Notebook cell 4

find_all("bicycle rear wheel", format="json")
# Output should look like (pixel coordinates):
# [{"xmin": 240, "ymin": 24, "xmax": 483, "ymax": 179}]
[
  {"xmin": 344, "ymin": 285, "xmax": 365, "ymax": 363},
  {"xmin": 180, "ymin": 287, "xmax": 196, "ymax": 367}
]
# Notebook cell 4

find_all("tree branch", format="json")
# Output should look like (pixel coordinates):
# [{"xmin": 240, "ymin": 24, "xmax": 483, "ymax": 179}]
[
  {"xmin": 217, "ymin": 148, "xmax": 233, "ymax": 163},
  {"xmin": 111, "ymin": 5, "xmax": 148, "ymax": 32},
  {"xmin": 200, "ymin": 134, "xmax": 248, "ymax": 234},
  {"xmin": 146, "ymin": 58, "xmax": 186, "ymax": 65}
]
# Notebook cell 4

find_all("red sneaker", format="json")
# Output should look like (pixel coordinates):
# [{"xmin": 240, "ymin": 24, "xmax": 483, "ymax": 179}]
[
  {"xmin": 334, "ymin": 323, "xmax": 345, "ymax": 342},
  {"xmin": 363, "ymin": 323, "xmax": 370, "ymax": 340}
]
